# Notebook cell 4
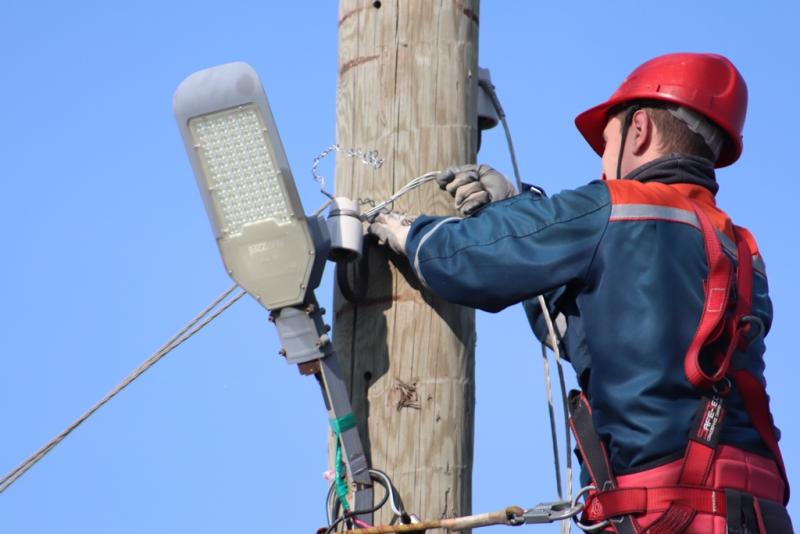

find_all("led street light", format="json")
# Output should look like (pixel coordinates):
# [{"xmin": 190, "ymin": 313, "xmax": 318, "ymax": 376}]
[{"xmin": 174, "ymin": 62, "xmax": 327, "ymax": 310}]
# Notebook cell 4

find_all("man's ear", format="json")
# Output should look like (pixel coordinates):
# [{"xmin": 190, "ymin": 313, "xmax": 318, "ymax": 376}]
[{"xmin": 630, "ymin": 109, "xmax": 652, "ymax": 156}]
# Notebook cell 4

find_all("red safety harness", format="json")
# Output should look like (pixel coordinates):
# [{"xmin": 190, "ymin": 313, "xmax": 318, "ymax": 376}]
[{"xmin": 569, "ymin": 201, "xmax": 790, "ymax": 533}]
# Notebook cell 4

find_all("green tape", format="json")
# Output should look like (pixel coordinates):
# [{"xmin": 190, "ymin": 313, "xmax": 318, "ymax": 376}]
[
  {"xmin": 334, "ymin": 438, "xmax": 350, "ymax": 511},
  {"xmin": 330, "ymin": 413, "xmax": 356, "ymax": 512},
  {"xmin": 329, "ymin": 412, "xmax": 357, "ymax": 433}
]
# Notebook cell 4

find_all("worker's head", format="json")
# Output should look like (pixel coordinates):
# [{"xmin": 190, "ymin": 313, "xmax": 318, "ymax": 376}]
[{"xmin": 575, "ymin": 53, "xmax": 748, "ymax": 179}]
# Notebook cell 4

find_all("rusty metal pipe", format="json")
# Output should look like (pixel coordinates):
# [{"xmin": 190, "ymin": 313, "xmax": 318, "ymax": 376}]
[{"xmin": 316, "ymin": 506, "xmax": 524, "ymax": 533}]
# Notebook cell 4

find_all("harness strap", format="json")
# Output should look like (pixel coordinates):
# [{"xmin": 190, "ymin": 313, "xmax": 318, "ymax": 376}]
[
  {"xmin": 678, "ymin": 395, "xmax": 725, "ymax": 485},
  {"xmin": 568, "ymin": 391, "xmax": 639, "ymax": 534},
  {"xmin": 581, "ymin": 486, "xmax": 727, "ymax": 522},
  {"xmin": 730, "ymin": 368, "xmax": 790, "ymax": 504},
  {"xmin": 728, "ymin": 228, "xmax": 790, "ymax": 505},
  {"xmin": 570, "ymin": 199, "xmax": 789, "ymax": 532},
  {"xmin": 683, "ymin": 201, "xmax": 734, "ymax": 390},
  {"xmin": 753, "ymin": 498, "xmax": 768, "ymax": 534},
  {"xmin": 627, "ymin": 394, "xmax": 724, "ymax": 533},
  {"xmin": 583, "ymin": 486, "xmax": 792, "ymax": 532},
  {"xmin": 687, "ymin": 209, "xmax": 789, "ymax": 503},
  {"xmin": 645, "ymin": 201, "xmax": 734, "ymax": 533}
]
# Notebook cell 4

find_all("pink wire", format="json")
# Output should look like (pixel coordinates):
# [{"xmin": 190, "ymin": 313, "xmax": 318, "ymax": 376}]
[{"xmin": 353, "ymin": 518, "xmax": 373, "ymax": 529}]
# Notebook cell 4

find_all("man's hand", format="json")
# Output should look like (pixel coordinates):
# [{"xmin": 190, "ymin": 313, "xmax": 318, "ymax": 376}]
[
  {"xmin": 435, "ymin": 164, "xmax": 516, "ymax": 216},
  {"xmin": 368, "ymin": 211, "xmax": 416, "ymax": 256}
]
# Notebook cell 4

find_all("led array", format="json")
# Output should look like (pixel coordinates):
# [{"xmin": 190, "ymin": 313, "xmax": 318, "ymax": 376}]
[{"xmin": 190, "ymin": 105, "xmax": 291, "ymax": 234}]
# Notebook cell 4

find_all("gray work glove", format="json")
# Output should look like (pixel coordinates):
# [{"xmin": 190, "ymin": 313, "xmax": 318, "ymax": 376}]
[
  {"xmin": 435, "ymin": 164, "xmax": 516, "ymax": 216},
  {"xmin": 368, "ymin": 212, "xmax": 416, "ymax": 256}
]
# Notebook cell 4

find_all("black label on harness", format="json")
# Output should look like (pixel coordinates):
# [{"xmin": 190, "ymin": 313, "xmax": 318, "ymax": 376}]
[{"xmin": 691, "ymin": 395, "xmax": 726, "ymax": 446}]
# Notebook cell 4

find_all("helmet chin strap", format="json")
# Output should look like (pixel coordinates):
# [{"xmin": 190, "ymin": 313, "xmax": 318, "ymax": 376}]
[{"xmin": 616, "ymin": 105, "xmax": 641, "ymax": 180}]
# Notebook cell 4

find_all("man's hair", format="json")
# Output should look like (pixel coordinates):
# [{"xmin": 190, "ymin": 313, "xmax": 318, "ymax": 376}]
[
  {"xmin": 613, "ymin": 101, "xmax": 723, "ymax": 162},
  {"xmin": 645, "ymin": 106, "xmax": 717, "ymax": 162}
]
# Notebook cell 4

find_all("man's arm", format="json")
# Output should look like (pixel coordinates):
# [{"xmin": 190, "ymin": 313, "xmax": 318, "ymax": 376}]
[{"xmin": 405, "ymin": 182, "xmax": 612, "ymax": 312}]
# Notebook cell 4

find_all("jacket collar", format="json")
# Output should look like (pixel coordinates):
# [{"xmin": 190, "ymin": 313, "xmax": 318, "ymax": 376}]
[
  {"xmin": 625, "ymin": 154, "xmax": 718, "ymax": 196},
  {"xmin": 625, "ymin": 154, "xmax": 731, "ymax": 235}
]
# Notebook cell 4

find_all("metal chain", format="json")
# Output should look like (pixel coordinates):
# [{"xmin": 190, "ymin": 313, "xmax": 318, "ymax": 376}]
[{"xmin": 312, "ymin": 144, "xmax": 384, "ymax": 199}]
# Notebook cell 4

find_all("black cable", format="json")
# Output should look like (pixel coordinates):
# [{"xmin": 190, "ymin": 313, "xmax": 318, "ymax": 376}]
[
  {"xmin": 326, "ymin": 472, "xmax": 391, "ymax": 533},
  {"xmin": 368, "ymin": 468, "xmax": 412, "ymax": 523},
  {"xmin": 336, "ymin": 237, "xmax": 371, "ymax": 303}
]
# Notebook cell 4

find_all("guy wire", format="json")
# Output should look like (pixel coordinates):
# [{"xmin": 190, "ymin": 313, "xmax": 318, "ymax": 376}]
[{"xmin": 0, "ymin": 284, "xmax": 245, "ymax": 493}]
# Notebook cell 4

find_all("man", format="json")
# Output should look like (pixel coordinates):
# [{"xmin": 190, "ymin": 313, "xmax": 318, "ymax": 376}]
[{"xmin": 369, "ymin": 53, "xmax": 792, "ymax": 532}]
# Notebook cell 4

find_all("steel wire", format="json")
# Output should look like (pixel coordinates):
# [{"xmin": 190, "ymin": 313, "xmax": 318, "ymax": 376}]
[{"xmin": 0, "ymin": 284, "xmax": 245, "ymax": 493}]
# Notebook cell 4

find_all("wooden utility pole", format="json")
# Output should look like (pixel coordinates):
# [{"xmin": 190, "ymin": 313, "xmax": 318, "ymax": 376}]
[{"xmin": 333, "ymin": 0, "xmax": 480, "ymax": 528}]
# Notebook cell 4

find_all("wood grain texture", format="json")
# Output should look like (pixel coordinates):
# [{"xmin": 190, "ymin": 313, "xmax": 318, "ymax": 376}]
[{"xmin": 334, "ymin": 0, "xmax": 479, "ymax": 529}]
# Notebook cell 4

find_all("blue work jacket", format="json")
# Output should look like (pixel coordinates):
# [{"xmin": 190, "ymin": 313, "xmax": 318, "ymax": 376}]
[{"xmin": 405, "ymin": 155, "xmax": 777, "ymax": 474}]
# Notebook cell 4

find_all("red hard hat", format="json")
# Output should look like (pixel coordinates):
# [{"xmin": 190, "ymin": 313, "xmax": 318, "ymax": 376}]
[{"xmin": 575, "ymin": 53, "xmax": 748, "ymax": 167}]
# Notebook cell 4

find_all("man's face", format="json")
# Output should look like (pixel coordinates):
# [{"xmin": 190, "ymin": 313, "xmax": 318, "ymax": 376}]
[{"xmin": 601, "ymin": 115, "xmax": 623, "ymax": 180}]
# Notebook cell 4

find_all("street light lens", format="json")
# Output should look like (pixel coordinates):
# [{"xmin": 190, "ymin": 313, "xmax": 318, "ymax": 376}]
[{"xmin": 189, "ymin": 104, "xmax": 291, "ymax": 235}]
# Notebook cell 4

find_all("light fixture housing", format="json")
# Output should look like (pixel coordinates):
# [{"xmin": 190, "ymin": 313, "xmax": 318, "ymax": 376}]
[{"xmin": 174, "ymin": 62, "xmax": 326, "ymax": 309}]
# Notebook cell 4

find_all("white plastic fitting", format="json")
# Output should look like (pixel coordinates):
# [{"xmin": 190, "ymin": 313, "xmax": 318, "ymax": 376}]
[{"xmin": 326, "ymin": 197, "xmax": 363, "ymax": 262}]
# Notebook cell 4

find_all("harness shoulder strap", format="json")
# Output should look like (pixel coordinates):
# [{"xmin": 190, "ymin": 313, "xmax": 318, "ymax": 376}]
[
  {"xmin": 684, "ymin": 209, "xmax": 789, "ymax": 500},
  {"xmin": 683, "ymin": 202, "xmax": 734, "ymax": 389},
  {"xmin": 571, "ymin": 203, "xmax": 789, "ymax": 532},
  {"xmin": 729, "ymin": 227, "xmax": 790, "ymax": 504}
]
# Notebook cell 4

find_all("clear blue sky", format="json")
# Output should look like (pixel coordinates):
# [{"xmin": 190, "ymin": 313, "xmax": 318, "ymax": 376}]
[{"xmin": 1, "ymin": 2, "xmax": 798, "ymax": 533}]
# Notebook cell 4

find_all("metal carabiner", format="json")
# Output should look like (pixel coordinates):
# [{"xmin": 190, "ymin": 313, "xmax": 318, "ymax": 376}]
[
  {"xmin": 521, "ymin": 499, "xmax": 583, "ymax": 524},
  {"xmin": 572, "ymin": 485, "xmax": 611, "ymax": 532},
  {"xmin": 712, "ymin": 376, "xmax": 733, "ymax": 396}
]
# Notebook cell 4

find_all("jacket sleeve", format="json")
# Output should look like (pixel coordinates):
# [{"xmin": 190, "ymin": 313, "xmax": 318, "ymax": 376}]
[{"xmin": 405, "ymin": 181, "xmax": 611, "ymax": 312}]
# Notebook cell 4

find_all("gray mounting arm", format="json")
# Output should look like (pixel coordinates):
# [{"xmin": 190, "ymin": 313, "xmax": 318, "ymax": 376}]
[{"xmin": 270, "ymin": 294, "xmax": 374, "ymax": 523}]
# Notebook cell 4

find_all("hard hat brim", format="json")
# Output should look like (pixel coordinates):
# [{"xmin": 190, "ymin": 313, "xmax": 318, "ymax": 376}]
[
  {"xmin": 575, "ymin": 101, "xmax": 612, "ymax": 161},
  {"xmin": 574, "ymin": 96, "xmax": 741, "ymax": 169}
]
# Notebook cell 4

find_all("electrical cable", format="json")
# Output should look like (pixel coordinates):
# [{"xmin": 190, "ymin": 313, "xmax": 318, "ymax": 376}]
[
  {"xmin": 318, "ymin": 79, "xmax": 573, "ymax": 532},
  {"xmin": 313, "ymin": 197, "xmax": 335, "ymax": 218},
  {"xmin": 0, "ymin": 284, "xmax": 245, "ymax": 494},
  {"xmin": 540, "ymin": 331, "xmax": 563, "ymax": 499},
  {"xmin": 368, "ymin": 469, "xmax": 406, "ymax": 520},
  {"xmin": 336, "ymin": 238, "xmax": 371, "ymax": 303},
  {"xmin": 326, "ymin": 471, "xmax": 392, "ymax": 533},
  {"xmin": 311, "ymin": 146, "xmax": 439, "ymax": 221},
  {"xmin": 484, "ymin": 79, "xmax": 573, "ymax": 533},
  {"xmin": 538, "ymin": 297, "xmax": 573, "ymax": 534},
  {"xmin": 326, "ymin": 469, "xmax": 406, "ymax": 532},
  {"xmin": 362, "ymin": 172, "xmax": 440, "ymax": 221},
  {"xmin": 478, "ymin": 77, "xmax": 523, "ymax": 193}
]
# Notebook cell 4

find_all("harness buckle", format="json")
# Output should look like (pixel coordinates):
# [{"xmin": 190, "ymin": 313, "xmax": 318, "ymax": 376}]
[{"xmin": 520, "ymin": 499, "xmax": 583, "ymax": 524}]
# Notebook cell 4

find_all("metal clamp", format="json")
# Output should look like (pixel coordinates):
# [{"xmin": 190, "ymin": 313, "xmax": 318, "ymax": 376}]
[
  {"xmin": 519, "ymin": 499, "xmax": 583, "ymax": 524},
  {"xmin": 572, "ymin": 485, "xmax": 611, "ymax": 532}
]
